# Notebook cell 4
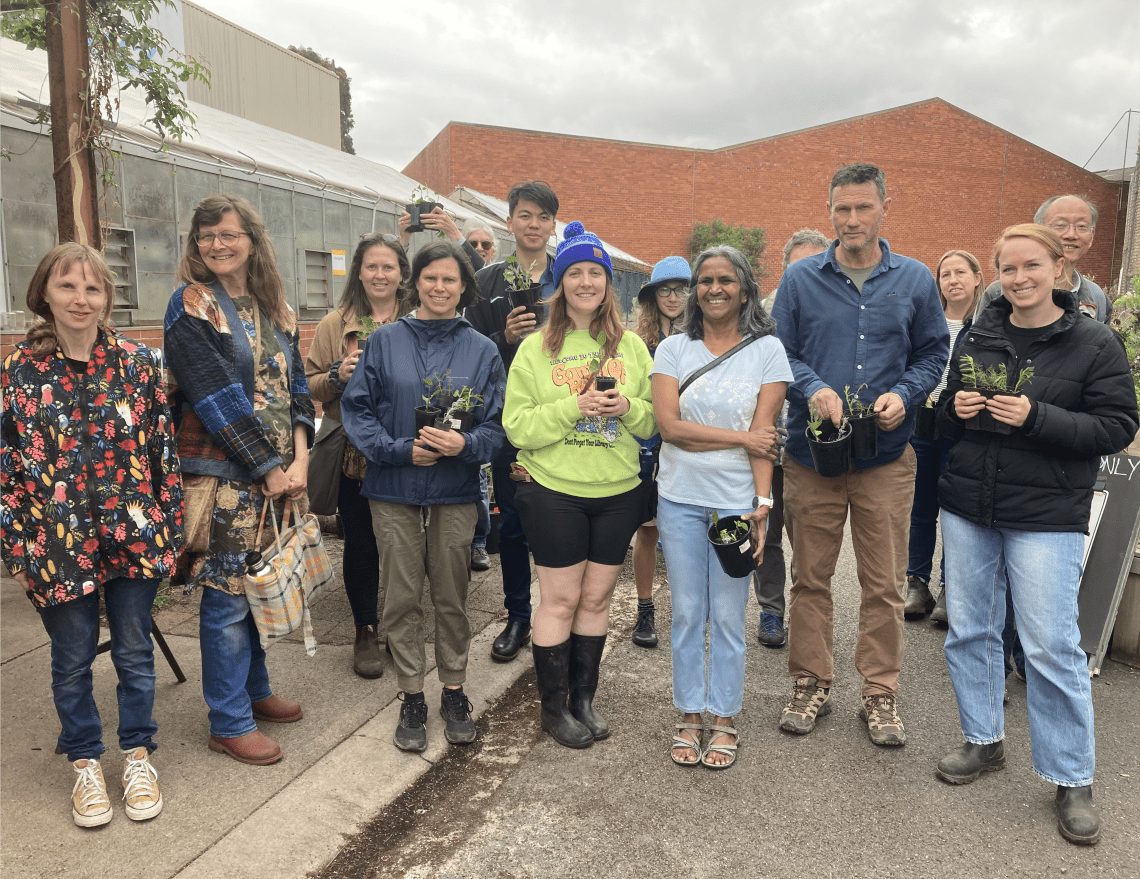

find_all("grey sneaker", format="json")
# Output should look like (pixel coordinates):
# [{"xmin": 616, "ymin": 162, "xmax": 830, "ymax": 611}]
[
  {"xmin": 471, "ymin": 546, "xmax": 491, "ymax": 571},
  {"xmin": 440, "ymin": 687, "xmax": 476, "ymax": 744},
  {"xmin": 930, "ymin": 587, "xmax": 948, "ymax": 626},
  {"xmin": 394, "ymin": 692, "xmax": 428, "ymax": 751},
  {"xmin": 779, "ymin": 677, "xmax": 832, "ymax": 735},
  {"xmin": 859, "ymin": 693, "xmax": 907, "ymax": 746},
  {"xmin": 904, "ymin": 575, "xmax": 935, "ymax": 619}
]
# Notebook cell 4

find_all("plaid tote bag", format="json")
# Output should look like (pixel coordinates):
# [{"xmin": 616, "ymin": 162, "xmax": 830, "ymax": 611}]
[{"xmin": 244, "ymin": 498, "xmax": 333, "ymax": 656}]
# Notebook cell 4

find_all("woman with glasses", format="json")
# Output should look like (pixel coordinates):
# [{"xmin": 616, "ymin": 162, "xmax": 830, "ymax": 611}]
[
  {"xmin": 305, "ymin": 233, "xmax": 412, "ymax": 678},
  {"xmin": 165, "ymin": 194, "xmax": 314, "ymax": 766},
  {"xmin": 462, "ymin": 218, "xmax": 498, "ymax": 265},
  {"xmin": 629, "ymin": 256, "xmax": 691, "ymax": 649}
]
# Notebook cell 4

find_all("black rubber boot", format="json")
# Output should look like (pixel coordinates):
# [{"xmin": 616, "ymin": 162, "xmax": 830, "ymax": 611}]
[
  {"xmin": 568, "ymin": 633, "xmax": 609, "ymax": 741},
  {"xmin": 935, "ymin": 740, "xmax": 1005, "ymax": 784},
  {"xmin": 532, "ymin": 641, "xmax": 594, "ymax": 749},
  {"xmin": 1056, "ymin": 785, "xmax": 1102, "ymax": 845}
]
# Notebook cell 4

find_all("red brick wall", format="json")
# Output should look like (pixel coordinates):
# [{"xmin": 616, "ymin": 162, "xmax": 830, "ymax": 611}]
[{"xmin": 403, "ymin": 100, "xmax": 1126, "ymax": 291}]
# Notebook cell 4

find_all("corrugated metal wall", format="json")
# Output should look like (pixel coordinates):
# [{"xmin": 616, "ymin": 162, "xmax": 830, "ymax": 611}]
[{"xmin": 182, "ymin": 1, "xmax": 341, "ymax": 151}]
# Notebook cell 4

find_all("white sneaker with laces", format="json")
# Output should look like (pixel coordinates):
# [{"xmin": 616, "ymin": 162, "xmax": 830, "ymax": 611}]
[{"xmin": 121, "ymin": 747, "xmax": 163, "ymax": 821}]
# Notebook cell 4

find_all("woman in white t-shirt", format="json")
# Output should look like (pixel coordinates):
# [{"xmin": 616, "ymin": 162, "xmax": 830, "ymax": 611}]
[{"xmin": 652, "ymin": 245, "xmax": 793, "ymax": 770}]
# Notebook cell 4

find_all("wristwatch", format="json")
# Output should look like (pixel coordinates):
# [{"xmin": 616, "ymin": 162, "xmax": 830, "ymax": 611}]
[{"xmin": 753, "ymin": 495, "xmax": 774, "ymax": 509}]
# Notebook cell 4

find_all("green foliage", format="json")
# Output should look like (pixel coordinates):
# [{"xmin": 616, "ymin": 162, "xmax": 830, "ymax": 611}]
[
  {"xmin": 1109, "ymin": 274, "xmax": 1140, "ymax": 406},
  {"xmin": 844, "ymin": 383, "xmax": 874, "ymax": 416},
  {"xmin": 357, "ymin": 315, "xmax": 378, "ymax": 340},
  {"xmin": 709, "ymin": 511, "xmax": 749, "ymax": 545},
  {"xmin": 688, "ymin": 219, "xmax": 767, "ymax": 277},
  {"xmin": 958, "ymin": 355, "xmax": 1034, "ymax": 393},
  {"xmin": 289, "ymin": 45, "xmax": 354, "ymax": 154},
  {"xmin": 2, "ymin": 0, "xmax": 210, "ymax": 142},
  {"xmin": 503, "ymin": 254, "xmax": 537, "ymax": 292},
  {"xmin": 421, "ymin": 371, "xmax": 482, "ymax": 416},
  {"xmin": 807, "ymin": 401, "xmax": 824, "ymax": 440}
]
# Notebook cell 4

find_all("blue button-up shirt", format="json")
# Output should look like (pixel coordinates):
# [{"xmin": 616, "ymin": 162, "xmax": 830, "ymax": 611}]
[{"xmin": 772, "ymin": 238, "xmax": 949, "ymax": 471}]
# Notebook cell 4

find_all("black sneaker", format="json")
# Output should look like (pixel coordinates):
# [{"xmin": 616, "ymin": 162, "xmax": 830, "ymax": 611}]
[
  {"xmin": 394, "ymin": 692, "xmax": 428, "ymax": 752},
  {"xmin": 471, "ymin": 546, "xmax": 491, "ymax": 571},
  {"xmin": 632, "ymin": 604, "xmax": 658, "ymax": 648},
  {"xmin": 440, "ymin": 687, "xmax": 476, "ymax": 744},
  {"xmin": 758, "ymin": 612, "xmax": 786, "ymax": 648}
]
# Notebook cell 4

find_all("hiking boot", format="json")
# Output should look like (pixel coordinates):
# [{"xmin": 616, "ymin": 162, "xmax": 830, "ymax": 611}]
[
  {"xmin": 936, "ymin": 741, "xmax": 1005, "ymax": 784},
  {"xmin": 930, "ymin": 586, "xmax": 948, "ymax": 626},
  {"xmin": 471, "ymin": 546, "xmax": 491, "ymax": 571},
  {"xmin": 440, "ymin": 687, "xmax": 477, "ymax": 745},
  {"xmin": 491, "ymin": 620, "xmax": 530, "ymax": 662},
  {"xmin": 353, "ymin": 625, "xmax": 384, "ymax": 679},
  {"xmin": 904, "ymin": 575, "xmax": 935, "ymax": 619},
  {"xmin": 1056, "ymin": 784, "xmax": 1102, "ymax": 845},
  {"xmin": 758, "ymin": 612, "xmax": 787, "ymax": 648},
  {"xmin": 121, "ymin": 747, "xmax": 163, "ymax": 821},
  {"xmin": 395, "ymin": 692, "xmax": 428, "ymax": 752},
  {"xmin": 631, "ymin": 604, "xmax": 658, "ymax": 648},
  {"xmin": 779, "ymin": 677, "xmax": 832, "ymax": 735},
  {"xmin": 251, "ymin": 694, "xmax": 303, "ymax": 723},
  {"xmin": 208, "ymin": 730, "xmax": 283, "ymax": 765},
  {"xmin": 859, "ymin": 693, "xmax": 907, "ymax": 746},
  {"xmin": 71, "ymin": 758, "xmax": 113, "ymax": 827}
]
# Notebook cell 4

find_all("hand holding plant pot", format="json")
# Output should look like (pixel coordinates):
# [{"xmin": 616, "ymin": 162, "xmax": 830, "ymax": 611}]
[
  {"xmin": 417, "ymin": 424, "xmax": 467, "ymax": 457},
  {"xmin": 956, "ymin": 355, "xmax": 1034, "ymax": 434},
  {"xmin": 707, "ymin": 511, "xmax": 760, "ymax": 578}
]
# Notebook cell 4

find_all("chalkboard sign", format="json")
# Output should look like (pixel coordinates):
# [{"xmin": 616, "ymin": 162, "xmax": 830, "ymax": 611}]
[{"xmin": 1079, "ymin": 453, "xmax": 1140, "ymax": 674}]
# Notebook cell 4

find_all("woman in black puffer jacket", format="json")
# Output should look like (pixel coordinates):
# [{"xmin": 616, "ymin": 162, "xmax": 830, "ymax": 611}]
[{"xmin": 933, "ymin": 223, "xmax": 1137, "ymax": 847}]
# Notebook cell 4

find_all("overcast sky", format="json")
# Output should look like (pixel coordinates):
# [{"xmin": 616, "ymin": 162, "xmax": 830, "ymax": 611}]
[{"xmin": 194, "ymin": 0, "xmax": 1140, "ymax": 175}]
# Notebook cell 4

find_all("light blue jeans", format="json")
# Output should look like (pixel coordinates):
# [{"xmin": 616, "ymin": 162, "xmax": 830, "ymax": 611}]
[
  {"xmin": 658, "ymin": 496, "xmax": 754, "ymax": 718},
  {"xmin": 941, "ymin": 511, "xmax": 1094, "ymax": 786}
]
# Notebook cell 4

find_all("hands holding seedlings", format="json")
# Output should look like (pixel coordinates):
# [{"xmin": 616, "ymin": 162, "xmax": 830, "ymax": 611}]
[
  {"xmin": 953, "ymin": 390, "xmax": 1031, "ymax": 427},
  {"xmin": 397, "ymin": 206, "xmax": 463, "ymax": 247},
  {"xmin": 578, "ymin": 386, "xmax": 630, "ymax": 418},
  {"xmin": 809, "ymin": 387, "xmax": 845, "ymax": 427},
  {"xmin": 337, "ymin": 348, "xmax": 362, "ymax": 384},
  {"xmin": 741, "ymin": 507, "xmax": 769, "ymax": 562},
  {"xmin": 504, "ymin": 305, "xmax": 537, "ymax": 344},
  {"xmin": 413, "ymin": 426, "xmax": 467, "ymax": 465},
  {"xmin": 873, "ymin": 392, "xmax": 906, "ymax": 431}
]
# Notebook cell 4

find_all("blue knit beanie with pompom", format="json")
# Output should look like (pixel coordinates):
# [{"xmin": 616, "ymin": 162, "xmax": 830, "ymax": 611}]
[{"xmin": 553, "ymin": 221, "xmax": 613, "ymax": 288}]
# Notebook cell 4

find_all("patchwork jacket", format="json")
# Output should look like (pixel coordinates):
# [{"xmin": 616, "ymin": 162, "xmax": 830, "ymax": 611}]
[{"xmin": 1, "ymin": 330, "xmax": 184, "ymax": 607}]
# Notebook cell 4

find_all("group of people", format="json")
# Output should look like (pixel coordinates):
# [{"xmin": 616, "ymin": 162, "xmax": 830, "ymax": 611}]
[{"xmin": 2, "ymin": 167, "xmax": 1135, "ymax": 848}]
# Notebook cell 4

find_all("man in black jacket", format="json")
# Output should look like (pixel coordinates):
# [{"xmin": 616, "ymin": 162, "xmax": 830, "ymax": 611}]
[{"xmin": 465, "ymin": 181, "xmax": 559, "ymax": 661}]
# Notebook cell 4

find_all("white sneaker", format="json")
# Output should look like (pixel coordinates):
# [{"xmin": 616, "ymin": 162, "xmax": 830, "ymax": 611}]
[
  {"xmin": 72, "ymin": 758, "xmax": 113, "ymax": 827},
  {"xmin": 121, "ymin": 747, "xmax": 163, "ymax": 821}
]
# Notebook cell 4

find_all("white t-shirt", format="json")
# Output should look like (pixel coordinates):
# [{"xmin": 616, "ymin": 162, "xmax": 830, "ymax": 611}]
[{"xmin": 652, "ymin": 333, "xmax": 794, "ymax": 508}]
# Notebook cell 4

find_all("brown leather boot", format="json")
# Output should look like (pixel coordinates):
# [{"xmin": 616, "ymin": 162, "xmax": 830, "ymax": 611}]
[
  {"xmin": 208, "ymin": 730, "xmax": 283, "ymax": 765},
  {"xmin": 251, "ymin": 694, "xmax": 303, "ymax": 723},
  {"xmin": 353, "ymin": 625, "xmax": 384, "ymax": 679}
]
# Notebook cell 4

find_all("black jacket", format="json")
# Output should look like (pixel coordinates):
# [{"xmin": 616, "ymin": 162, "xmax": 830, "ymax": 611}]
[
  {"xmin": 464, "ymin": 259, "xmax": 555, "ymax": 370},
  {"xmin": 936, "ymin": 291, "xmax": 1137, "ymax": 532}
]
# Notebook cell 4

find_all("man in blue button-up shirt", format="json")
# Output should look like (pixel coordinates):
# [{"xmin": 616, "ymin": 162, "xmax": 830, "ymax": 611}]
[{"xmin": 771, "ymin": 163, "xmax": 949, "ymax": 748}]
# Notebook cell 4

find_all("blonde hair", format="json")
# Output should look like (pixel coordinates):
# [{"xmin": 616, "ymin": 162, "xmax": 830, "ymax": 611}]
[
  {"xmin": 24, "ymin": 243, "xmax": 114, "ymax": 358},
  {"xmin": 935, "ymin": 250, "xmax": 985, "ymax": 315},
  {"xmin": 993, "ymin": 224, "xmax": 1073, "ymax": 289}
]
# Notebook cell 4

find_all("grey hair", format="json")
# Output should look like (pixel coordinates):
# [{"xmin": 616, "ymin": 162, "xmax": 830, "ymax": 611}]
[
  {"xmin": 829, "ymin": 163, "xmax": 886, "ymax": 204},
  {"xmin": 461, "ymin": 216, "xmax": 497, "ymax": 241},
  {"xmin": 1034, "ymin": 194, "xmax": 1098, "ymax": 228},
  {"xmin": 782, "ymin": 228, "xmax": 831, "ymax": 269},
  {"xmin": 680, "ymin": 245, "xmax": 777, "ymax": 341}
]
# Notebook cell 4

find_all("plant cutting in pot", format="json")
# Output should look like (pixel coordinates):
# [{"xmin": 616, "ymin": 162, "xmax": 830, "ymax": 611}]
[
  {"xmin": 844, "ymin": 383, "xmax": 878, "ymax": 460},
  {"xmin": 913, "ymin": 397, "xmax": 937, "ymax": 440},
  {"xmin": 504, "ymin": 255, "xmax": 545, "ymax": 332},
  {"xmin": 958, "ymin": 355, "xmax": 1034, "ymax": 435},
  {"xmin": 405, "ymin": 184, "xmax": 446, "ymax": 235},
  {"xmin": 805, "ymin": 400, "xmax": 852, "ymax": 477},
  {"xmin": 707, "ymin": 511, "xmax": 756, "ymax": 578},
  {"xmin": 420, "ymin": 371, "xmax": 484, "ymax": 433}
]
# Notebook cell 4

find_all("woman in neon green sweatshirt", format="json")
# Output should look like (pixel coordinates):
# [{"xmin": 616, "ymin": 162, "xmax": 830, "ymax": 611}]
[{"xmin": 503, "ymin": 222, "xmax": 655, "ymax": 749}]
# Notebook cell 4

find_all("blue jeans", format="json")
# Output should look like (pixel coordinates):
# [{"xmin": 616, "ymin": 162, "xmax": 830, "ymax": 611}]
[
  {"xmin": 471, "ymin": 465, "xmax": 491, "ymax": 550},
  {"xmin": 491, "ymin": 447, "xmax": 533, "ymax": 623},
  {"xmin": 658, "ymin": 497, "xmax": 753, "ymax": 717},
  {"xmin": 907, "ymin": 436, "xmax": 951, "ymax": 583},
  {"xmin": 941, "ymin": 511, "xmax": 1094, "ymax": 786},
  {"xmin": 38, "ymin": 578, "xmax": 159, "ymax": 761},
  {"xmin": 199, "ymin": 587, "xmax": 272, "ymax": 739}
]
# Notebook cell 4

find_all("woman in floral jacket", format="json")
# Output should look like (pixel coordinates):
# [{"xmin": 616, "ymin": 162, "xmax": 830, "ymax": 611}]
[
  {"xmin": 1, "ymin": 243, "xmax": 182, "ymax": 828},
  {"xmin": 164, "ymin": 194, "xmax": 314, "ymax": 768}
]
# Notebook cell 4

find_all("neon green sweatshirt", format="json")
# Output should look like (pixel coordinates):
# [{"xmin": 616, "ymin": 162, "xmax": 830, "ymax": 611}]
[{"xmin": 503, "ymin": 329, "xmax": 656, "ymax": 498}]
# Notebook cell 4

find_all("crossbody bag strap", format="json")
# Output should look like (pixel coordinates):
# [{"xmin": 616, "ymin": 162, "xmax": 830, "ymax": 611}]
[{"xmin": 678, "ymin": 335, "xmax": 760, "ymax": 397}]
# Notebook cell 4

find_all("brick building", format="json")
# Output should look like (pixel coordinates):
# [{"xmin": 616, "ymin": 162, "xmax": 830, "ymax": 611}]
[{"xmin": 405, "ymin": 98, "xmax": 1129, "ymax": 290}]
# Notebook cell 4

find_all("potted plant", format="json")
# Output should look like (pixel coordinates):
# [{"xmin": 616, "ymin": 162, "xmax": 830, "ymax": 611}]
[
  {"xmin": 959, "ymin": 355, "xmax": 1034, "ymax": 435},
  {"xmin": 913, "ymin": 397, "xmax": 938, "ymax": 440},
  {"xmin": 405, "ymin": 184, "xmax": 443, "ymax": 234},
  {"xmin": 706, "ymin": 511, "xmax": 757, "ymax": 578},
  {"xmin": 805, "ymin": 401, "xmax": 852, "ymax": 477},
  {"xmin": 504, "ymin": 255, "xmax": 546, "ymax": 329},
  {"xmin": 844, "ymin": 383, "xmax": 878, "ymax": 460},
  {"xmin": 419, "ymin": 372, "xmax": 484, "ymax": 433}
]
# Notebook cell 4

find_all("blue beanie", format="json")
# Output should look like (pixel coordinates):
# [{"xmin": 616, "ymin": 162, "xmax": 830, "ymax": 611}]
[
  {"xmin": 638, "ymin": 255, "xmax": 691, "ymax": 304},
  {"xmin": 553, "ymin": 221, "xmax": 613, "ymax": 288}
]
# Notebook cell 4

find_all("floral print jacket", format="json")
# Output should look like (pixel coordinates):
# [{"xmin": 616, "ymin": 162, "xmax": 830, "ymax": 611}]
[{"xmin": 1, "ymin": 330, "xmax": 184, "ymax": 607}]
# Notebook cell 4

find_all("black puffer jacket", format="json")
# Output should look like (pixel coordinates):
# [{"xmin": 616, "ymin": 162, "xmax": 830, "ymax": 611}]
[{"xmin": 937, "ymin": 291, "xmax": 1137, "ymax": 531}]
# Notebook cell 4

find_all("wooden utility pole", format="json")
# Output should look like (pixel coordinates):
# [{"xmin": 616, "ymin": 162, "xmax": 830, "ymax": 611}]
[{"xmin": 45, "ymin": 0, "xmax": 101, "ymax": 248}]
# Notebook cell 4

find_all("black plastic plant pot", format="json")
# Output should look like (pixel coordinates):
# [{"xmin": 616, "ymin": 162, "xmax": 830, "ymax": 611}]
[
  {"xmin": 595, "ymin": 375, "xmax": 617, "ymax": 392},
  {"xmin": 438, "ymin": 410, "xmax": 476, "ymax": 432},
  {"xmin": 805, "ymin": 422, "xmax": 852, "ymax": 477},
  {"xmin": 913, "ymin": 406, "xmax": 937, "ymax": 440},
  {"xmin": 415, "ymin": 406, "xmax": 441, "ymax": 450},
  {"xmin": 525, "ymin": 303, "xmax": 547, "ymax": 327},
  {"xmin": 405, "ymin": 203, "xmax": 424, "ymax": 233},
  {"xmin": 848, "ymin": 412, "xmax": 879, "ymax": 460},
  {"xmin": 706, "ymin": 515, "xmax": 756, "ymax": 578},
  {"xmin": 965, "ymin": 389, "xmax": 1013, "ymax": 435},
  {"xmin": 509, "ymin": 284, "xmax": 541, "ymax": 310}
]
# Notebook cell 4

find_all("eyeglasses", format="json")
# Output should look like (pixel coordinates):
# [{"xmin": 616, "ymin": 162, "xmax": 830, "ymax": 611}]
[
  {"xmin": 656, "ymin": 285, "xmax": 688, "ymax": 299},
  {"xmin": 1048, "ymin": 221, "xmax": 1093, "ymax": 235},
  {"xmin": 360, "ymin": 232, "xmax": 401, "ymax": 244},
  {"xmin": 196, "ymin": 231, "xmax": 248, "ymax": 247},
  {"xmin": 469, "ymin": 239, "xmax": 494, "ymax": 251}
]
